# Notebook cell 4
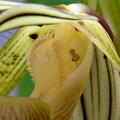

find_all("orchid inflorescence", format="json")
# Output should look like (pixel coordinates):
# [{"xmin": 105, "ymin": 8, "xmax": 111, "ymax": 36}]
[{"xmin": 0, "ymin": 1, "xmax": 120, "ymax": 120}]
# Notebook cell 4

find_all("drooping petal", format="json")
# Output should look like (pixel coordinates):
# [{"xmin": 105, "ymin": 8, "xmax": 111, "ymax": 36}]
[
  {"xmin": 0, "ymin": 2, "xmax": 98, "ymax": 32},
  {"xmin": 72, "ymin": 20, "xmax": 120, "ymax": 71},
  {"xmin": 0, "ymin": 95, "xmax": 50, "ymax": 120},
  {"xmin": 67, "ymin": 3, "xmax": 113, "ymax": 40},
  {"xmin": 0, "ymin": 26, "xmax": 42, "ymax": 95},
  {"xmin": 81, "ymin": 0, "xmax": 120, "ymax": 56},
  {"xmin": 0, "ymin": 1, "xmax": 22, "ymax": 12}
]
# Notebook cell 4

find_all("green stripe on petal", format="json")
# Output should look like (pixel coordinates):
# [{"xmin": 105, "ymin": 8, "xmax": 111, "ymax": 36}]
[{"xmin": 0, "ymin": 26, "xmax": 42, "ymax": 95}]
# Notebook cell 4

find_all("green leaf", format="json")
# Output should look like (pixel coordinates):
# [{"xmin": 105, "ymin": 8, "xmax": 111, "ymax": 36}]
[
  {"xmin": 26, "ymin": 0, "xmax": 80, "ymax": 5},
  {"xmin": 81, "ymin": 0, "xmax": 97, "ymax": 9},
  {"xmin": 98, "ymin": 0, "xmax": 120, "ymax": 56},
  {"xmin": 18, "ymin": 72, "xmax": 34, "ymax": 97}
]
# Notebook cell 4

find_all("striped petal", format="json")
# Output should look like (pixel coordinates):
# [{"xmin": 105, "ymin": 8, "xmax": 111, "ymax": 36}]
[{"xmin": 0, "ymin": 95, "xmax": 50, "ymax": 120}]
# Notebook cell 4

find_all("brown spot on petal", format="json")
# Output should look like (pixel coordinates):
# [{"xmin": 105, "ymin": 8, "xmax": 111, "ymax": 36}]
[
  {"xmin": 0, "ymin": 71, "xmax": 4, "ymax": 76},
  {"xmin": 74, "ymin": 27, "xmax": 79, "ymax": 32},
  {"xmin": 79, "ymin": 21, "xmax": 84, "ymax": 25},
  {"xmin": 103, "ymin": 54, "xmax": 107, "ymax": 59},
  {"xmin": 29, "ymin": 34, "xmax": 38, "ymax": 40},
  {"xmin": 69, "ymin": 49, "xmax": 80, "ymax": 62},
  {"xmin": 13, "ymin": 54, "xmax": 19, "ymax": 61}
]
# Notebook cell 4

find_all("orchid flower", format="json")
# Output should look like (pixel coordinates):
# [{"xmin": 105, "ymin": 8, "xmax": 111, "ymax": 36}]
[{"xmin": 0, "ymin": 1, "xmax": 120, "ymax": 120}]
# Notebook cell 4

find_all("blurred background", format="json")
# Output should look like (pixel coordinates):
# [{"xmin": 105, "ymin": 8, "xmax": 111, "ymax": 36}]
[{"xmin": 1, "ymin": 0, "xmax": 80, "ymax": 97}]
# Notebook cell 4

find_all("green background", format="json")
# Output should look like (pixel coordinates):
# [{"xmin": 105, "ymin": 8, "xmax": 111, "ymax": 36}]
[{"xmin": 26, "ymin": 0, "xmax": 81, "ymax": 5}]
